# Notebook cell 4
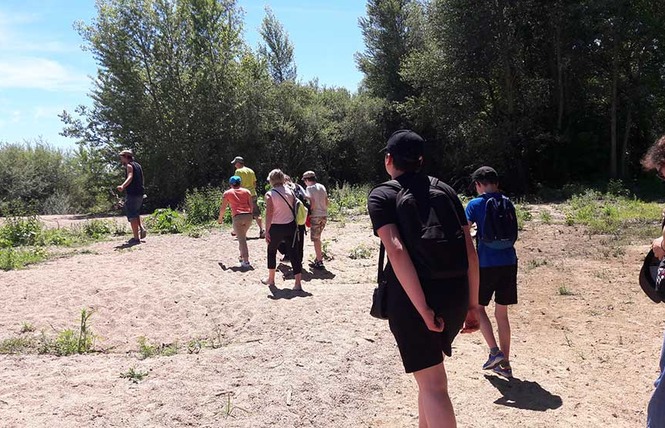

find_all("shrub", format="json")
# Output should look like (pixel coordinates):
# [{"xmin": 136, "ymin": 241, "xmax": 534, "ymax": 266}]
[
  {"xmin": 183, "ymin": 187, "xmax": 224, "ymax": 225},
  {"xmin": 515, "ymin": 204, "xmax": 532, "ymax": 231},
  {"xmin": 328, "ymin": 183, "xmax": 370, "ymax": 220},
  {"xmin": 145, "ymin": 208, "xmax": 186, "ymax": 234},
  {"xmin": 0, "ymin": 248, "xmax": 47, "ymax": 270},
  {"xmin": 349, "ymin": 244, "xmax": 372, "ymax": 259},
  {"xmin": 82, "ymin": 219, "xmax": 113, "ymax": 239},
  {"xmin": 42, "ymin": 190, "xmax": 74, "ymax": 215},
  {"xmin": 0, "ymin": 216, "xmax": 43, "ymax": 247}
]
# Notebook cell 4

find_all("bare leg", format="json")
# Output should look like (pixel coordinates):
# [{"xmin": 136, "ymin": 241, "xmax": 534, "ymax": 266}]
[
  {"xmin": 495, "ymin": 304, "xmax": 511, "ymax": 361},
  {"xmin": 418, "ymin": 393, "xmax": 429, "ymax": 428},
  {"xmin": 262, "ymin": 268, "xmax": 276, "ymax": 286},
  {"xmin": 313, "ymin": 239, "xmax": 323, "ymax": 262},
  {"xmin": 129, "ymin": 218, "xmax": 140, "ymax": 240},
  {"xmin": 478, "ymin": 305, "xmax": 499, "ymax": 351},
  {"xmin": 413, "ymin": 362, "xmax": 456, "ymax": 428},
  {"xmin": 256, "ymin": 216, "xmax": 264, "ymax": 232},
  {"xmin": 293, "ymin": 273, "xmax": 302, "ymax": 290}
]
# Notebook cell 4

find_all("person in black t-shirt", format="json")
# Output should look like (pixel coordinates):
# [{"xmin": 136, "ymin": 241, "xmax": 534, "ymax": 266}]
[
  {"xmin": 117, "ymin": 149, "xmax": 146, "ymax": 245},
  {"xmin": 367, "ymin": 130, "xmax": 480, "ymax": 427}
]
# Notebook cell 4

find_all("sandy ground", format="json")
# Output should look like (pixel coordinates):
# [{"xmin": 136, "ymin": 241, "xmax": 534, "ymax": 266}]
[{"xmin": 0, "ymin": 209, "xmax": 662, "ymax": 427}]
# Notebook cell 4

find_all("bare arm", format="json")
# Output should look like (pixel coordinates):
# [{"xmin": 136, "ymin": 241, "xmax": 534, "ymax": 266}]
[
  {"xmin": 461, "ymin": 224, "xmax": 480, "ymax": 333},
  {"xmin": 264, "ymin": 192, "xmax": 273, "ymax": 242},
  {"xmin": 218, "ymin": 197, "xmax": 229, "ymax": 224},
  {"xmin": 377, "ymin": 223, "xmax": 443, "ymax": 332},
  {"xmin": 117, "ymin": 164, "xmax": 134, "ymax": 192}
]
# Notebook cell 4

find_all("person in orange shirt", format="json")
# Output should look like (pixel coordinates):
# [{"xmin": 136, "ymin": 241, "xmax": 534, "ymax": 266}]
[{"xmin": 219, "ymin": 175, "xmax": 253, "ymax": 269}]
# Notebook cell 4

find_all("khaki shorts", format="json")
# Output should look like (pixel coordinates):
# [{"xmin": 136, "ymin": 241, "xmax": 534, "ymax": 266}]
[{"xmin": 310, "ymin": 216, "xmax": 327, "ymax": 241}]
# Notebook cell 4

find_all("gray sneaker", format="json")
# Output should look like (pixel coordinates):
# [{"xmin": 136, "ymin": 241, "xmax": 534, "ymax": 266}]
[{"xmin": 139, "ymin": 227, "xmax": 147, "ymax": 239}]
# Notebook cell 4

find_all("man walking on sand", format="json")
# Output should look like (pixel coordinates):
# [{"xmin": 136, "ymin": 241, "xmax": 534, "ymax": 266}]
[
  {"xmin": 117, "ymin": 149, "xmax": 146, "ymax": 245},
  {"xmin": 232, "ymin": 156, "xmax": 265, "ymax": 238},
  {"xmin": 302, "ymin": 170, "xmax": 328, "ymax": 270},
  {"xmin": 465, "ymin": 166, "xmax": 519, "ymax": 379}
]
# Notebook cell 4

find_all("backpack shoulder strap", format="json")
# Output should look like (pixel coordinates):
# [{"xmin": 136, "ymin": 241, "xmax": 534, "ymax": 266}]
[
  {"xmin": 273, "ymin": 189, "xmax": 296, "ymax": 216},
  {"xmin": 377, "ymin": 242, "xmax": 386, "ymax": 282}
]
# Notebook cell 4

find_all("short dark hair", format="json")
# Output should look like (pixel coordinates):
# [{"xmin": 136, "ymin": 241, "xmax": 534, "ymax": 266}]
[
  {"xmin": 642, "ymin": 135, "xmax": 665, "ymax": 171},
  {"xmin": 474, "ymin": 177, "xmax": 498, "ymax": 186},
  {"xmin": 391, "ymin": 154, "xmax": 422, "ymax": 172}
]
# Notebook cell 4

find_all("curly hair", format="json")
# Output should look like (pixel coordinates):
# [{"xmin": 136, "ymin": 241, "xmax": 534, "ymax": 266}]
[{"xmin": 641, "ymin": 135, "xmax": 665, "ymax": 171}]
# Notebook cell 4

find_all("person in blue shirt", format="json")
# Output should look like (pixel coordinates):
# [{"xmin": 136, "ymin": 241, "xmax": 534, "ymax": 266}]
[{"xmin": 465, "ymin": 166, "xmax": 518, "ymax": 378}]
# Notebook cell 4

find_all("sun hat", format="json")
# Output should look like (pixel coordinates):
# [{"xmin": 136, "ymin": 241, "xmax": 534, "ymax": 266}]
[
  {"xmin": 229, "ymin": 175, "xmax": 242, "ymax": 186},
  {"xmin": 639, "ymin": 249, "xmax": 663, "ymax": 303},
  {"xmin": 231, "ymin": 156, "xmax": 244, "ymax": 165},
  {"xmin": 119, "ymin": 149, "xmax": 134, "ymax": 157},
  {"xmin": 302, "ymin": 171, "xmax": 316, "ymax": 180},
  {"xmin": 380, "ymin": 130, "xmax": 425, "ymax": 161}
]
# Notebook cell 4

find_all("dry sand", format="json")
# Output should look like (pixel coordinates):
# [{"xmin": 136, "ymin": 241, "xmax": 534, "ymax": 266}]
[{"xmin": 0, "ymin": 210, "xmax": 662, "ymax": 427}]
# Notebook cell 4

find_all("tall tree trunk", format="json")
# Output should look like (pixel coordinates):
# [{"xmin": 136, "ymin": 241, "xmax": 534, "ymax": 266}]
[
  {"xmin": 555, "ymin": 23, "xmax": 564, "ymax": 132},
  {"xmin": 620, "ymin": 103, "xmax": 632, "ymax": 178},
  {"xmin": 610, "ymin": 48, "xmax": 619, "ymax": 178}
]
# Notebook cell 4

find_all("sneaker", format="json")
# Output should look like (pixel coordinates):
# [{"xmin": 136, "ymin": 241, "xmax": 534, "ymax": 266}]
[
  {"xmin": 140, "ymin": 227, "xmax": 147, "ymax": 239},
  {"xmin": 280, "ymin": 254, "xmax": 290, "ymax": 262},
  {"xmin": 482, "ymin": 350, "xmax": 506, "ymax": 370},
  {"xmin": 493, "ymin": 362, "xmax": 513, "ymax": 378},
  {"xmin": 259, "ymin": 230, "xmax": 265, "ymax": 239},
  {"xmin": 240, "ymin": 261, "xmax": 251, "ymax": 269},
  {"xmin": 127, "ymin": 238, "xmax": 141, "ymax": 245},
  {"xmin": 309, "ymin": 260, "xmax": 324, "ymax": 270},
  {"xmin": 231, "ymin": 231, "xmax": 237, "ymax": 237}
]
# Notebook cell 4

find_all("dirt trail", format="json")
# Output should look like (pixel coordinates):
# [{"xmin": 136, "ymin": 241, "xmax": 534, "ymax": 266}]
[{"xmin": 0, "ymin": 210, "xmax": 661, "ymax": 427}]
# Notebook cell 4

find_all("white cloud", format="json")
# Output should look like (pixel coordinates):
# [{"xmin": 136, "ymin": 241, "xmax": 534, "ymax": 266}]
[{"xmin": 0, "ymin": 57, "xmax": 89, "ymax": 91}]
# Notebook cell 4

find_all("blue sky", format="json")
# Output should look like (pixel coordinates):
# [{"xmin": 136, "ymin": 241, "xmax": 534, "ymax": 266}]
[{"xmin": 0, "ymin": 0, "xmax": 366, "ymax": 149}]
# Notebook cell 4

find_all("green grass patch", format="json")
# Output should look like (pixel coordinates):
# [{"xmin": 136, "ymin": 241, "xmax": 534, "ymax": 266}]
[
  {"xmin": 328, "ymin": 183, "xmax": 370, "ymax": 221},
  {"xmin": 137, "ymin": 336, "xmax": 179, "ymax": 359},
  {"xmin": 0, "ymin": 247, "xmax": 48, "ymax": 270},
  {"xmin": 120, "ymin": 367, "xmax": 149, "ymax": 383},
  {"xmin": 144, "ymin": 208, "xmax": 186, "ymax": 234},
  {"xmin": 565, "ymin": 190, "xmax": 661, "ymax": 239},
  {"xmin": 349, "ymin": 244, "xmax": 372, "ymax": 260}
]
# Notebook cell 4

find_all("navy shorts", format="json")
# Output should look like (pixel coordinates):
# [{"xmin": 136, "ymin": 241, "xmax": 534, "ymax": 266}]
[
  {"xmin": 479, "ymin": 264, "xmax": 518, "ymax": 306},
  {"xmin": 125, "ymin": 194, "xmax": 143, "ymax": 221},
  {"xmin": 387, "ymin": 276, "xmax": 469, "ymax": 373}
]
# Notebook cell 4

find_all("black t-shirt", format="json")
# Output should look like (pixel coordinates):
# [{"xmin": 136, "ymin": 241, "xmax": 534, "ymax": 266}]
[
  {"xmin": 368, "ymin": 172, "xmax": 467, "ymax": 236},
  {"xmin": 125, "ymin": 161, "xmax": 144, "ymax": 196}
]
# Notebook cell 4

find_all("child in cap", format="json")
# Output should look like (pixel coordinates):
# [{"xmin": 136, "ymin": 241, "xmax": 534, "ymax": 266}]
[{"xmin": 465, "ymin": 166, "xmax": 518, "ymax": 378}]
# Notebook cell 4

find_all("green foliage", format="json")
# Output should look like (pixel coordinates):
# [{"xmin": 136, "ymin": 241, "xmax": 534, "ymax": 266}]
[
  {"xmin": 328, "ymin": 183, "xmax": 370, "ymax": 221},
  {"xmin": 349, "ymin": 244, "xmax": 373, "ymax": 260},
  {"xmin": 0, "ymin": 337, "xmax": 34, "ymax": 354},
  {"xmin": 515, "ymin": 204, "xmax": 532, "ymax": 231},
  {"xmin": 82, "ymin": 219, "xmax": 114, "ymax": 239},
  {"xmin": 558, "ymin": 285, "xmax": 574, "ymax": 296},
  {"xmin": 0, "ymin": 216, "xmax": 43, "ymax": 247},
  {"xmin": 145, "ymin": 209, "xmax": 186, "ymax": 234},
  {"xmin": 183, "ymin": 187, "xmax": 224, "ymax": 225},
  {"xmin": 540, "ymin": 211, "xmax": 552, "ymax": 224},
  {"xmin": 50, "ymin": 308, "xmax": 95, "ymax": 356},
  {"xmin": 0, "ymin": 248, "xmax": 48, "ymax": 271},
  {"xmin": 120, "ymin": 367, "xmax": 149, "ymax": 383},
  {"xmin": 137, "ymin": 336, "xmax": 178, "ymax": 359},
  {"xmin": 565, "ymin": 190, "xmax": 661, "ymax": 237}
]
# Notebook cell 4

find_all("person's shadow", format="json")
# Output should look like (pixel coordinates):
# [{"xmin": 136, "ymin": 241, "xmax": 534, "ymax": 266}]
[
  {"xmin": 114, "ymin": 240, "xmax": 141, "ymax": 250},
  {"xmin": 484, "ymin": 375, "xmax": 563, "ymax": 411},
  {"xmin": 267, "ymin": 284, "xmax": 313, "ymax": 300},
  {"xmin": 276, "ymin": 263, "xmax": 336, "ymax": 282},
  {"xmin": 218, "ymin": 262, "xmax": 254, "ymax": 272}
]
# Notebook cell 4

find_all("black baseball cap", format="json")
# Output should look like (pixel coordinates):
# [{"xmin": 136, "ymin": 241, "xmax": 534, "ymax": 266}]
[
  {"xmin": 381, "ymin": 130, "xmax": 425, "ymax": 161},
  {"xmin": 471, "ymin": 166, "xmax": 499, "ymax": 182}
]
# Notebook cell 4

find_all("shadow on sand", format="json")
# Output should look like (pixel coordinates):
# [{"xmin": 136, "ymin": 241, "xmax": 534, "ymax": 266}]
[
  {"xmin": 218, "ymin": 262, "xmax": 254, "ymax": 272},
  {"xmin": 114, "ymin": 240, "xmax": 142, "ymax": 250},
  {"xmin": 484, "ymin": 375, "xmax": 563, "ymax": 411},
  {"xmin": 276, "ymin": 263, "xmax": 336, "ymax": 282},
  {"xmin": 267, "ymin": 284, "xmax": 313, "ymax": 300}
]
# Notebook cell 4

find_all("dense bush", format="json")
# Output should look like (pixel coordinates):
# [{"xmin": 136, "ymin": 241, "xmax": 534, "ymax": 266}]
[
  {"xmin": 144, "ymin": 209, "xmax": 186, "ymax": 234},
  {"xmin": 182, "ymin": 187, "xmax": 225, "ymax": 225}
]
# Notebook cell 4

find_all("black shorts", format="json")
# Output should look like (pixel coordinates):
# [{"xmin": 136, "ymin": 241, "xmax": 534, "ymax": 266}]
[
  {"xmin": 479, "ymin": 264, "xmax": 518, "ymax": 306},
  {"xmin": 387, "ymin": 276, "xmax": 469, "ymax": 373}
]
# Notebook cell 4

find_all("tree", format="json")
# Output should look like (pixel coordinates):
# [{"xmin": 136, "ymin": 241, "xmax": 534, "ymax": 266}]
[{"xmin": 259, "ymin": 7, "xmax": 297, "ymax": 83}]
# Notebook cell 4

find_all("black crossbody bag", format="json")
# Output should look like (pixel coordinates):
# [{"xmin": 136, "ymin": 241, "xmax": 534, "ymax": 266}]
[{"xmin": 370, "ymin": 243, "xmax": 389, "ymax": 319}]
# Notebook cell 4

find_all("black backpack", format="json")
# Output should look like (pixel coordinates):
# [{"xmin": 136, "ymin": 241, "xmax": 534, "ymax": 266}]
[
  {"xmin": 380, "ymin": 176, "xmax": 469, "ymax": 280},
  {"xmin": 480, "ymin": 194, "xmax": 518, "ymax": 250}
]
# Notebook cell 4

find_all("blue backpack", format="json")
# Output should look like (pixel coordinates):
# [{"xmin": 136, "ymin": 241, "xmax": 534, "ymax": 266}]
[{"xmin": 480, "ymin": 194, "xmax": 518, "ymax": 250}]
